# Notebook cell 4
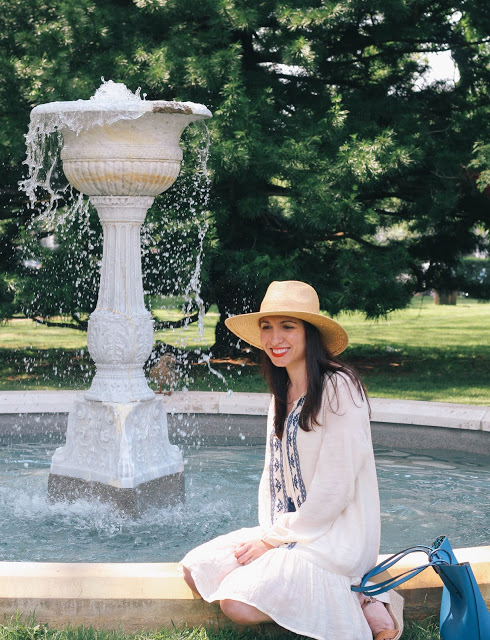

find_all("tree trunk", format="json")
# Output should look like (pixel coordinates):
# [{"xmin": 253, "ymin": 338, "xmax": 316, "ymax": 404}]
[
  {"xmin": 210, "ymin": 285, "xmax": 260, "ymax": 358},
  {"xmin": 434, "ymin": 290, "xmax": 457, "ymax": 305},
  {"xmin": 212, "ymin": 315, "xmax": 244, "ymax": 357}
]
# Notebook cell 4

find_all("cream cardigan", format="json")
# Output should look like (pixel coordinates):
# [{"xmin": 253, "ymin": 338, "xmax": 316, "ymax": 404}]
[{"xmin": 259, "ymin": 372, "xmax": 381, "ymax": 581}]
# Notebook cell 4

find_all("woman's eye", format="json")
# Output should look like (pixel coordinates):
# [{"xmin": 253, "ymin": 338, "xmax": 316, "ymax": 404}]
[{"xmin": 283, "ymin": 325, "xmax": 294, "ymax": 330}]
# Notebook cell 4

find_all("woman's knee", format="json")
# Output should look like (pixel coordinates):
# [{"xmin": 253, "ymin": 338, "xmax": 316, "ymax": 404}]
[
  {"xmin": 220, "ymin": 599, "xmax": 270, "ymax": 625},
  {"xmin": 220, "ymin": 599, "xmax": 249, "ymax": 624}
]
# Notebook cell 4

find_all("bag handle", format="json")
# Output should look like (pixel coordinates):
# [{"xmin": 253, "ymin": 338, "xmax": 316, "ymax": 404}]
[
  {"xmin": 352, "ymin": 563, "xmax": 436, "ymax": 595},
  {"xmin": 352, "ymin": 543, "xmax": 451, "ymax": 596},
  {"xmin": 351, "ymin": 545, "xmax": 432, "ymax": 593}
]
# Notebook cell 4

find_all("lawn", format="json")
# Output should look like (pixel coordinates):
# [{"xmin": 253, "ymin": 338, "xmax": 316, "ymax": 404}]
[
  {"xmin": 1, "ymin": 296, "xmax": 489, "ymax": 405},
  {"xmin": 0, "ymin": 618, "xmax": 442, "ymax": 640}
]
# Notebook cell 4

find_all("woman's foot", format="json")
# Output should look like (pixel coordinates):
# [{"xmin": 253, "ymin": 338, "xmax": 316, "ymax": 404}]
[{"xmin": 358, "ymin": 594, "xmax": 397, "ymax": 638}]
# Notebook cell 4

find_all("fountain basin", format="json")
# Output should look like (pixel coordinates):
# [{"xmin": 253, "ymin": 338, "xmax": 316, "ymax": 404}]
[
  {"xmin": 58, "ymin": 109, "xmax": 207, "ymax": 196},
  {"xmin": 0, "ymin": 391, "xmax": 488, "ymax": 628},
  {"xmin": 0, "ymin": 548, "xmax": 487, "ymax": 630},
  {"xmin": 0, "ymin": 391, "xmax": 489, "ymax": 556}
]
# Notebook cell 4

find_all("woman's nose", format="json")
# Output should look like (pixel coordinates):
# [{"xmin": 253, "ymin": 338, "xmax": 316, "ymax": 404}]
[{"xmin": 269, "ymin": 328, "xmax": 284, "ymax": 345}]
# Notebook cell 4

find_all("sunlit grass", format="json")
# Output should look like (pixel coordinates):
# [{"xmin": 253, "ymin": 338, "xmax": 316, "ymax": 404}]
[
  {"xmin": 1, "ymin": 318, "xmax": 87, "ymax": 350},
  {"xmin": 0, "ymin": 297, "xmax": 488, "ymax": 404},
  {"xmin": 338, "ymin": 295, "xmax": 490, "ymax": 350},
  {"xmin": 153, "ymin": 308, "xmax": 219, "ymax": 348},
  {"xmin": 0, "ymin": 617, "xmax": 441, "ymax": 640}
]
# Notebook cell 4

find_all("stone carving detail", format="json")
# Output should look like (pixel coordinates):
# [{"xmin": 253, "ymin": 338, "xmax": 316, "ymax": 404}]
[
  {"xmin": 51, "ymin": 398, "xmax": 183, "ymax": 488},
  {"xmin": 61, "ymin": 144, "xmax": 183, "ymax": 161},
  {"xmin": 87, "ymin": 311, "xmax": 153, "ymax": 365},
  {"xmin": 90, "ymin": 195, "xmax": 155, "ymax": 221},
  {"xmin": 63, "ymin": 159, "xmax": 181, "ymax": 196}
]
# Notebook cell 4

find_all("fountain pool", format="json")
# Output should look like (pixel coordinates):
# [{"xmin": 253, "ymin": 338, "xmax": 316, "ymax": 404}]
[{"xmin": 0, "ymin": 437, "xmax": 488, "ymax": 562}]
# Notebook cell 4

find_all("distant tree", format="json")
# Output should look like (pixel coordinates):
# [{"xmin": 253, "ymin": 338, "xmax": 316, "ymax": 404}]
[{"xmin": 1, "ymin": 0, "xmax": 489, "ymax": 352}]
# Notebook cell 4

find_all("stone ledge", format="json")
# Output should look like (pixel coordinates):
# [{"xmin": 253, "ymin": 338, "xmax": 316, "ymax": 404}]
[
  {"xmin": 1, "ymin": 391, "xmax": 489, "ymax": 433},
  {"xmin": 0, "ymin": 547, "xmax": 487, "ymax": 631}
]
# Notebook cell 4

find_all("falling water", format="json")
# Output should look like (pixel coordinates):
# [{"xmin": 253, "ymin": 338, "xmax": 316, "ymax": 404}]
[{"xmin": 18, "ymin": 80, "xmax": 215, "ymax": 393}]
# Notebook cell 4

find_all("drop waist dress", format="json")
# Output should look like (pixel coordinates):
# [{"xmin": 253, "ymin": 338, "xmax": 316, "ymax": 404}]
[{"xmin": 180, "ymin": 373, "xmax": 381, "ymax": 640}]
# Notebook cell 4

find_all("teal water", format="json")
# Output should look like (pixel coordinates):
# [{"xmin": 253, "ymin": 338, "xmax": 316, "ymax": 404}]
[{"xmin": 0, "ymin": 442, "xmax": 487, "ymax": 561}]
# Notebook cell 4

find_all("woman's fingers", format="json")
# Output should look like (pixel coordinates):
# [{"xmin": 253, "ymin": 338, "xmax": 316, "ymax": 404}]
[
  {"xmin": 234, "ymin": 540, "xmax": 271, "ymax": 564},
  {"xmin": 234, "ymin": 542, "xmax": 249, "ymax": 555},
  {"xmin": 234, "ymin": 542, "xmax": 251, "ymax": 563}
]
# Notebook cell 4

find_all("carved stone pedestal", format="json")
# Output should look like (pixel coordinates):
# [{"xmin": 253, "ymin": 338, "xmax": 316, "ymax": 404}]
[{"xmin": 48, "ymin": 397, "xmax": 184, "ymax": 514}]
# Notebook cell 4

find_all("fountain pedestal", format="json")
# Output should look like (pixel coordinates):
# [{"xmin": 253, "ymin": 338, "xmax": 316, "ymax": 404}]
[
  {"xmin": 48, "ymin": 196, "xmax": 184, "ymax": 514},
  {"xmin": 35, "ymin": 83, "xmax": 211, "ymax": 513}
]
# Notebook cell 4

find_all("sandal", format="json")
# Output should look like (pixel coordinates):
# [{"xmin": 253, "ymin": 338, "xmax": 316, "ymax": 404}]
[{"xmin": 362, "ymin": 590, "xmax": 404, "ymax": 640}]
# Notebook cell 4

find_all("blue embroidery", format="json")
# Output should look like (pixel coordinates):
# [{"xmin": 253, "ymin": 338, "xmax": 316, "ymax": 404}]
[
  {"xmin": 269, "ymin": 396, "xmax": 307, "ymax": 531},
  {"xmin": 269, "ymin": 428, "xmax": 288, "ymax": 524},
  {"xmin": 286, "ymin": 396, "xmax": 307, "ymax": 508}
]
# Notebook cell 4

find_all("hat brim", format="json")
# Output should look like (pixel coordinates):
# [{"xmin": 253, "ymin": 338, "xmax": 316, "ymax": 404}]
[{"xmin": 225, "ymin": 311, "xmax": 349, "ymax": 356}]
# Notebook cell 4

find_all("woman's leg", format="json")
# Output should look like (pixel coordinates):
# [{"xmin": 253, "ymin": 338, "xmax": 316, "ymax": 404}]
[
  {"xmin": 220, "ymin": 599, "xmax": 273, "ymax": 625},
  {"xmin": 182, "ymin": 566, "xmax": 201, "ymax": 596}
]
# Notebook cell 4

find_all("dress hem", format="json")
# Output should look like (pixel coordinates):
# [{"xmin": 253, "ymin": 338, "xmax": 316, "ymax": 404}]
[
  {"xmin": 188, "ymin": 565, "xmax": 370, "ymax": 640},
  {"xmin": 205, "ymin": 592, "xmax": 327, "ymax": 640}
]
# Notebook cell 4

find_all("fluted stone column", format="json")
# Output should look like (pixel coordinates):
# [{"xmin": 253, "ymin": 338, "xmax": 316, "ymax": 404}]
[{"xmin": 85, "ymin": 196, "xmax": 155, "ymax": 403}]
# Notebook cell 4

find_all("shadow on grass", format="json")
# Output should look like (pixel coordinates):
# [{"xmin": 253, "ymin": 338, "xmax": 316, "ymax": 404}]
[{"xmin": 0, "ymin": 343, "xmax": 488, "ymax": 404}]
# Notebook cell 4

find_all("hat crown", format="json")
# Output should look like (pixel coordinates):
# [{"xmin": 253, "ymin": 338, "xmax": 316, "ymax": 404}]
[{"xmin": 259, "ymin": 281, "xmax": 320, "ymax": 315}]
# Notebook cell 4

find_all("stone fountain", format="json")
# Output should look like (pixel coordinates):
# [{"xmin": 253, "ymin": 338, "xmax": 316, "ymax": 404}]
[{"xmin": 27, "ymin": 81, "xmax": 211, "ymax": 515}]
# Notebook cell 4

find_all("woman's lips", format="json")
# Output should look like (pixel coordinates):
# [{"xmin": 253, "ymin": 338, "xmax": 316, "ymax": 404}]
[{"xmin": 270, "ymin": 348, "xmax": 289, "ymax": 358}]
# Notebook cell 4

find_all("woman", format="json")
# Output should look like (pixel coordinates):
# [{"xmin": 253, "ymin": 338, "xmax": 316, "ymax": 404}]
[{"xmin": 181, "ymin": 281, "xmax": 403, "ymax": 640}]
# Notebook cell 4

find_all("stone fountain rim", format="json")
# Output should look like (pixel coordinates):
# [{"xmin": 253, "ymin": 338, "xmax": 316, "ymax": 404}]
[{"xmin": 31, "ymin": 99, "xmax": 212, "ymax": 119}]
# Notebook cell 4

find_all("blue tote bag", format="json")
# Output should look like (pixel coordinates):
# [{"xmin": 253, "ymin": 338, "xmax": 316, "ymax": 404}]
[{"xmin": 352, "ymin": 536, "xmax": 490, "ymax": 640}]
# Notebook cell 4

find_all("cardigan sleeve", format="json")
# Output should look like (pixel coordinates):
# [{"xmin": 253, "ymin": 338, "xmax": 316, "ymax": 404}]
[{"xmin": 260, "ymin": 375, "xmax": 372, "ymax": 547}]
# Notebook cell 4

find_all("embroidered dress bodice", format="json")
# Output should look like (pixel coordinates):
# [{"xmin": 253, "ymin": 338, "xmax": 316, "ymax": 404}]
[{"xmin": 269, "ymin": 396, "xmax": 307, "ymax": 523}]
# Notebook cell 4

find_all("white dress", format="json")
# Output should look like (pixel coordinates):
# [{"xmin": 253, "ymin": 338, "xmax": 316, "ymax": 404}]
[{"xmin": 181, "ymin": 373, "xmax": 380, "ymax": 640}]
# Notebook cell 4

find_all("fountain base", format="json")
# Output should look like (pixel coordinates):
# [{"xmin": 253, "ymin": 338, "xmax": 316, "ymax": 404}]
[
  {"xmin": 48, "ymin": 396, "xmax": 184, "ymax": 514},
  {"xmin": 47, "ymin": 471, "xmax": 185, "ymax": 517}
]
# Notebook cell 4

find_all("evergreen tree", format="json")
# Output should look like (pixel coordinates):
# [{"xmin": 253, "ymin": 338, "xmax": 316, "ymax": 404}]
[{"xmin": 1, "ymin": 0, "xmax": 489, "ymax": 351}]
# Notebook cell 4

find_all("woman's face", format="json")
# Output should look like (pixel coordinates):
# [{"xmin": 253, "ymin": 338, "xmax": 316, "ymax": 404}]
[{"xmin": 259, "ymin": 316, "xmax": 306, "ymax": 371}]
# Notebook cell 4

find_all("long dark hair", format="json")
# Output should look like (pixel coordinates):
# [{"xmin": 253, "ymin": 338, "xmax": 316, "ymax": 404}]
[{"xmin": 262, "ymin": 321, "xmax": 369, "ymax": 439}]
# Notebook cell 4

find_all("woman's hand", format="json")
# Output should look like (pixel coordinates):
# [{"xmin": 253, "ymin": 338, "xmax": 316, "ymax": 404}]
[{"xmin": 234, "ymin": 539, "xmax": 274, "ymax": 565}]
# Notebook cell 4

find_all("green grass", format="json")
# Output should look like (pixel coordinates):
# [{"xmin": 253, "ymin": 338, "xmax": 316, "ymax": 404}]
[
  {"xmin": 338, "ymin": 296, "xmax": 490, "ymax": 404},
  {"xmin": 0, "ymin": 617, "xmax": 441, "ymax": 640},
  {"xmin": 1, "ymin": 296, "xmax": 489, "ymax": 405}
]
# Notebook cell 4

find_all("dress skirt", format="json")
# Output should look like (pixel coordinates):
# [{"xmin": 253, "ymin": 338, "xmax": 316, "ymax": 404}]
[{"xmin": 181, "ymin": 526, "xmax": 372, "ymax": 640}]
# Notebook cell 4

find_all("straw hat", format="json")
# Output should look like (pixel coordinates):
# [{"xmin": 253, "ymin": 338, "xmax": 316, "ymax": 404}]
[{"xmin": 224, "ymin": 280, "xmax": 349, "ymax": 356}]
